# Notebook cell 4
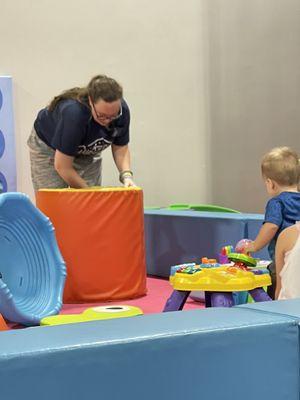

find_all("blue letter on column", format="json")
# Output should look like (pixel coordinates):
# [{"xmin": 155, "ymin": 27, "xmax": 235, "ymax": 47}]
[{"xmin": 0, "ymin": 76, "xmax": 17, "ymax": 192}]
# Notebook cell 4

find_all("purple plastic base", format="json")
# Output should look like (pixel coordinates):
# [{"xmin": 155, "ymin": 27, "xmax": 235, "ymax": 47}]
[
  {"xmin": 163, "ymin": 290, "xmax": 190, "ymax": 312},
  {"xmin": 249, "ymin": 287, "xmax": 272, "ymax": 302},
  {"xmin": 205, "ymin": 292, "xmax": 234, "ymax": 307},
  {"xmin": 163, "ymin": 287, "xmax": 271, "ymax": 312}
]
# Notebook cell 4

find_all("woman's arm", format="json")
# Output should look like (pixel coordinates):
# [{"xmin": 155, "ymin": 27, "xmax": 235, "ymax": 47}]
[
  {"xmin": 111, "ymin": 144, "xmax": 135, "ymax": 186},
  {"xmin": 54, "ymin": 150, "xmax": 88, "ymax": 188},
  {"xmin": 275, "ymin": 226, "xmax": 298, "ymax": 299},
  {"xmin": 275, "ymin": 231, "xmax": 286, "ymax": 299},
  {"xmin": 111, "ymin": 144, "xmax": 131, "ymax": 171}
]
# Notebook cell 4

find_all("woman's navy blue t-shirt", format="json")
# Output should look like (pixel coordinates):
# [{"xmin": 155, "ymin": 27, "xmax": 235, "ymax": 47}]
[{"xmin": 34, "ymin": 99, "xmax": 130, "ymax": 156}]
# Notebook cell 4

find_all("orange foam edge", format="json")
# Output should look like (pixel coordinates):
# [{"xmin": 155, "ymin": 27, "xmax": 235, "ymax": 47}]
[{"xmin": 0, "ymin": 314, "xmax": 8, "ymax": 331}]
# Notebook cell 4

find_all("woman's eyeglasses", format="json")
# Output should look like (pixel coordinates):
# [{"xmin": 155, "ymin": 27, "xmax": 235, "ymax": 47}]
[{"xmin": 92, "ymin": 103, "xmax": 122, "ymax": 122}]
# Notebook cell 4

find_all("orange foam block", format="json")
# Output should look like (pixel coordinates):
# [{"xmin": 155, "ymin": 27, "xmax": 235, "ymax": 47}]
[
  {"xmin": 0, "ymin": 314, "xmax": 8, "ymax": 331},
  {"xmin": 36, "ymin": 187, "xmax": 147, "ymax": 303}
]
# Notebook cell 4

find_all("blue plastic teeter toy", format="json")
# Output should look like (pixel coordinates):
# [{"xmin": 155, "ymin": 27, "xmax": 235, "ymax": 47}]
[{"xmin": 0, "ymin": 193, "xmax": 66, "ymax": 325}]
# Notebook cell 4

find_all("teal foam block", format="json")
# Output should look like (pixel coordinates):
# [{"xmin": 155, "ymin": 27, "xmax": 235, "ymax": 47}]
[
  {"xmin": 239, "ymin": 298, "xmax": 300, "ymax": 319},
  {"xmin": 0, "ymin": 307, "xmax": 298, "ymax": 399}
]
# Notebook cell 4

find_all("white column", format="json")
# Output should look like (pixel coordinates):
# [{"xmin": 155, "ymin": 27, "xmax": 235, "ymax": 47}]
[{"xmin": 0, "ymin": 76, "xmax": 17, "ymax": 192}]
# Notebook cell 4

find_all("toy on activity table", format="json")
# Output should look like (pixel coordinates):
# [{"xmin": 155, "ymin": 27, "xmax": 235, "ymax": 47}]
[
  {"xmin": 163, "ymin": 249, "xmax": 272, "ymax": 311},
  {"xmin": 235, "ymin": 238, "xmax": 254, "ymax": 254},
  {"xmin": 171, "ymin": 259, "xmax": 220, "ymax": 278},
  {"xmin": 230, "ymin": 239, "xmax": 270, "ymax": 304},
  {"xmin": 40, "ymin": 305, "xmax": 143, "ymax": 326},
  {"xmin": 201, "ymin": 257, "xmax": 219, "ymax": 266},
  {"xmin": 219, "ymin": 245, "xmax": 234, "ymax": 264},
  {"xmin": 219, "ymin": 239, "xmax": 254, "ymax": 265},
  {"xmin": 228, "ymin": 252, "xmax": 257, "ymax": 269},
  {"xmin": 173, "ymin": 258, "xmax": 218, "ymax": 304}
]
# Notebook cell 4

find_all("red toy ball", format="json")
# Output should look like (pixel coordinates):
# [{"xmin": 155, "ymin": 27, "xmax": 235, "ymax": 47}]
[{"xmin": 235, "ymin": 239, "xmax": 253, "ymax": 254}]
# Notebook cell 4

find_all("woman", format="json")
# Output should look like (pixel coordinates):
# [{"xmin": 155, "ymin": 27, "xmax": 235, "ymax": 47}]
[
  {"xmin": 28, "ymin": 74, "xmax": 135, "ymax": 190},
  {"xmin": 275, "ymin": 223, "xmax": 300, "ymax": 299}
]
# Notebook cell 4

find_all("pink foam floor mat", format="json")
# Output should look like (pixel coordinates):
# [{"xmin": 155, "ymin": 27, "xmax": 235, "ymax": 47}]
[{"xmin": 7, "ymin": 276, "xmax": 203, "ymax": 329}]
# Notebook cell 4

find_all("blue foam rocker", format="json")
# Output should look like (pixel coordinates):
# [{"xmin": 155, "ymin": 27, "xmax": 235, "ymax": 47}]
[{"xmin": 0, "ymin": 193, "xmax": 66, "ymax": 325}]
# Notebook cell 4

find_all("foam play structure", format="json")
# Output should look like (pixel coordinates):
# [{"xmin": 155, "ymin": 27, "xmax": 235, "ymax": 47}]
[
  {"xmin": 1, "ymin": 301, "xmax": 300, "ymax": 400},
  {"xmin": 36, "ymin": 187, "xmax": 147, "ymax": 302},
  {"xmin": 0, "ymin": 193, "xmax": 66, "ymax": 325},
  {"xmin": 41, "ymin": 305, "xmax": 143, "ymax": 326},
  {"xmin": 145, "ymin": 203, "xmax": 241, "ymax": 213},
  {"xmin": 144, "ymin": 209, "xmax": 270, "ymax": 276}
]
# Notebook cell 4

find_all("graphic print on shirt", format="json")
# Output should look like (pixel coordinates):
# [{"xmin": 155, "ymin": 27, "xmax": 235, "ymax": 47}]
[{"xmin": 77, "ymin": 138, "xmax": 112, "ymax": 155}]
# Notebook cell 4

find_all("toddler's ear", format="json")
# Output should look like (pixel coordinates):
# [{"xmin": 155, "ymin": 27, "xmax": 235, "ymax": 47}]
[
  {"xmin": 265, "ymin": 178, "xmax": 275, "ymax": 188},
  {"xmin": 272, "ymin": 180, "xmax": 280, "ymax": 191},
  {"xmin": 264, "ymin": 177, "xmax": 271, "ymax": 186}
]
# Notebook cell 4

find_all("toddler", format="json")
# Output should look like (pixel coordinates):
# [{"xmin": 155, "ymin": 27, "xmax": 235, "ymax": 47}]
[{"xmin": 245, "ymin": 147, "xmax": 300, "ymax": 298}]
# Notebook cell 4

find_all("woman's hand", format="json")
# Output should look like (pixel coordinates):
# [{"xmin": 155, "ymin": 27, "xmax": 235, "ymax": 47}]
[
  {"xmin": 54, "ymin": 150, "xmax": 88, "ymax": 188},
  {"xmin": 123, "ymin": 176, "xmax": 136, "ymax": 187}
]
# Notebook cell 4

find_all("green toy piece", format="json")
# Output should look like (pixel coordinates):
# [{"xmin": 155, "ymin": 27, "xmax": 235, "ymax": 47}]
[
  {"xmin": 167, "ymin": 204, "xmax": 241, "ymax": 213},
  {"xmin": 227, "ymin": 253, "xmax": 257, "ymax": 267}
]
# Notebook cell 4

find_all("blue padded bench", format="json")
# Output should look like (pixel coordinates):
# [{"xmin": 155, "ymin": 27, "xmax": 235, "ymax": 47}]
[
  {"xmin": 239, "ymin": 298, "xmax": 300, "ymax": 319},
  {"xmin": 239, "ymin": 298, "xmax": 300, "ymax": 399},
  {"xmin": 144, "ymin": 210, "xmax": 269, "ymax": 277},
  {"xmin": 0, "ymin": 307, "xmax": 298, "ymax": 400}
]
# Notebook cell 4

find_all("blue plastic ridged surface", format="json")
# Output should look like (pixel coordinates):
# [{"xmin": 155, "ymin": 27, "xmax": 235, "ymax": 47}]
[{"xmin": 0, "ymin": 192, "xmax": 66, "ymax": 325}]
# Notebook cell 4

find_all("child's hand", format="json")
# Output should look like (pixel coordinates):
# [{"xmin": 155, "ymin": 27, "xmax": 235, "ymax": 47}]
[
  {"xmin": 235, "ymin": 239, "xmax": 255, "ymax": 254},
  {"xmin": 243, "ymin": 241, "xmax": 256, "ymax": 254}
]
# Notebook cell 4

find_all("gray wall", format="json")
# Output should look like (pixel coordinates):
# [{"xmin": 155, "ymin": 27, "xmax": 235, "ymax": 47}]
[
  {"xmin": 0, "ymin": 0, "xmax": 209, "ymax": 208},
  {"xmin": 1, "ymin": 0, "xmax": 299, "ymax": 213},
  {"xmin": 206, "ymin": 0, "xmax": 300, "ymax": 212}
]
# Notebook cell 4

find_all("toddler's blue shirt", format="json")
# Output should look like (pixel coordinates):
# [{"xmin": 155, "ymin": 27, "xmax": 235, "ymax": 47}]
[{"xmin": 264, "ymin": 191, "xmax": 300, "ymax": 259}]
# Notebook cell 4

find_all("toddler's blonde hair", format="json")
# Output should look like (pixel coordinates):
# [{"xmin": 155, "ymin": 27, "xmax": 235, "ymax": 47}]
[{"xmin": 261, "ymin": 146, "xmax": 300, "ymax": 186}]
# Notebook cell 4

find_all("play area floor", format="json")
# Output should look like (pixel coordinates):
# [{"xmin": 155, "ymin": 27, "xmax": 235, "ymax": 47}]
[
  {"xmin": 61, "ymin": 276, "xmax": 202, "ymax": 315},
  {"xmin": 8, "ymin": 277, "xmax": 202, "ymax": 329}
]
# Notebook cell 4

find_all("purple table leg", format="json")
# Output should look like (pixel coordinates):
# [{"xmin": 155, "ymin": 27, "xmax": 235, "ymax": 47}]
[
  {"xmin": 205, "ymin": 292, "xmax": 212, "ymax": 307},
  {"xmin": 249, "ymin": 287, "xmax": 272, "ymax": 302},
  {"xmin": 163, "ymin": 290, "xmax": 190, "ymax": 312},
  {"xmin": 210, "ymin": 292, "xmax": 234, "ymax": 307}
]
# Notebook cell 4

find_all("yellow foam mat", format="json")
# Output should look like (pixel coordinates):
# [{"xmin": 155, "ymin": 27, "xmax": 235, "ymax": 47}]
[
  {"xmin": 39, "ymin": 186, "xmax": 142, "ymax": 192},
  {"xmin": 170, "ymin": 266, "xmax": 271, "ymax": 292},
  {"xmin": 40, "ymin": 305, "xmax": 143, "ymax": 326}
]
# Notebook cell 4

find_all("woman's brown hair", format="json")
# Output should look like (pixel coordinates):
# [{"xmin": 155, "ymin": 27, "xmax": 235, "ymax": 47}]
[{"xmin": 48, "ymin": 75, "xmax": 123, "ymax": 111}]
